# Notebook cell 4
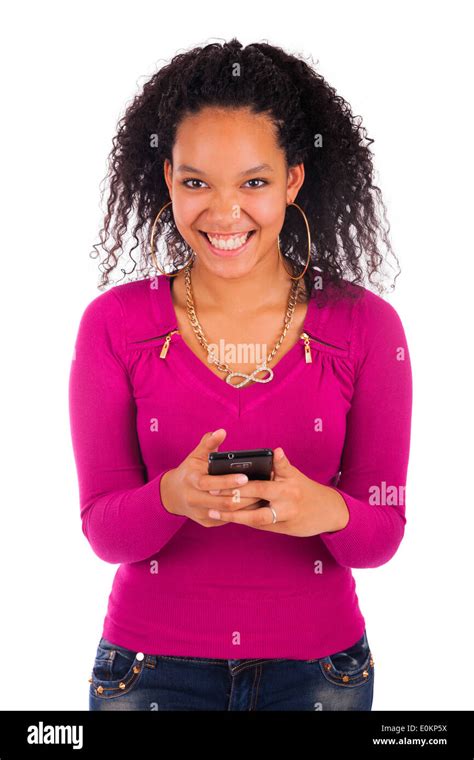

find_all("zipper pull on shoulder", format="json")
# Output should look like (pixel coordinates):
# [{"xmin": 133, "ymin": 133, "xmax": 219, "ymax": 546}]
[
  {"xmin": 159, "ymin": 329, "xmax": 180, "ymax": 359},
  {"xmin": 300, "ymin": 332, "xmax": 313, "ymax": 363}
]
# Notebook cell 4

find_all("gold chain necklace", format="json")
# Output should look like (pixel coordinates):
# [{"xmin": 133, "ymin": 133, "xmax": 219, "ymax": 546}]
[{"xmin": 183, "ymin": 262, "xmax": 300, "ymax": 388}]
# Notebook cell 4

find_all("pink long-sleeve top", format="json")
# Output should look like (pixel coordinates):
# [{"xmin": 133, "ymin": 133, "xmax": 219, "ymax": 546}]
[{"xmin": 68, "ymin": 274, "xmax": 412, "ymax": 659}]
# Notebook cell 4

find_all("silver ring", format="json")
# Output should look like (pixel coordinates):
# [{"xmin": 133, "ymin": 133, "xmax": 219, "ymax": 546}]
[{"xmin": 269, "ymin": 507, "xmax": 277, "ymax": 524}]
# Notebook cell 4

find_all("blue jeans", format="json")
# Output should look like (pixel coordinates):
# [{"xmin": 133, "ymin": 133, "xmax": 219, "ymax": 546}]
[{"xmin": 89, "ymin": 629, "xmax": 374, "ymax": 711}]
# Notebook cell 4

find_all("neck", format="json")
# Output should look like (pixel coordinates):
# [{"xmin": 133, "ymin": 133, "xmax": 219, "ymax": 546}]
[{"xmin": 182, "ymin": 251, "xmax": 299, "ymax": 316}]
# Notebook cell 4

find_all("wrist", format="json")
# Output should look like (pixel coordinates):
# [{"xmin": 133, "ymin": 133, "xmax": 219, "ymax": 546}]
[
  {"xmin": 159, "ymin": 469, "xmax": 177, "ymax": 514},
  {"xmin": 322, "ymin": 485, "xmax": 350, "ymax": 532},
  {"xmin": 311, "ymin": 482, "xmax": 349, "ymax": 534}
]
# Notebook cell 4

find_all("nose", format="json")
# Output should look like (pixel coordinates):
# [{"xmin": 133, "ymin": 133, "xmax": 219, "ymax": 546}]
[{"xmin": 206, "ymin": 191, "xmax": 243, "ymax": 226}]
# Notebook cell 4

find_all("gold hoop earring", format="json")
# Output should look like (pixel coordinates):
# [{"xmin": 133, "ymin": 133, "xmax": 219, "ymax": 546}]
[
  {"xmin": 277, "ymin": 201, "xmax": 312, "ymax": 281},
  {"xmin": 150, "ymin": 200, "xmax": 195, "ymax": 277}
]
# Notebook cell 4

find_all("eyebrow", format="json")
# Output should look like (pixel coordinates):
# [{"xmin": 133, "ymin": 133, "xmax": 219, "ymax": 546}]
[{"xmin": 175, "ymin": 163, "xmax": 274, "ymax": 177}]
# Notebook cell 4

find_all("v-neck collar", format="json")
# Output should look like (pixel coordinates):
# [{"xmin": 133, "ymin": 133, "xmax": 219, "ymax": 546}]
[{"xmin": 150, "ymin": 273, "xmax": 322, "ymax": 416}]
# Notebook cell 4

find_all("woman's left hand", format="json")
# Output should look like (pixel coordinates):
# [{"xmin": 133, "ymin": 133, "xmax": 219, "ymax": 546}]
[{"xmin": 207, "ymin": 447, "xmax": 349, "ymax": 537}]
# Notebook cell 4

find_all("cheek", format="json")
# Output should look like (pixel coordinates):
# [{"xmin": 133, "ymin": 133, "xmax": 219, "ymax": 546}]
[
  {"xmin": 172, "ymin": 192, "xmax": 203, "ymax": 230},
  {"xmin": 253, "ymin": 210, "xmax": 285, "ymax": 238},
  {"xmin": 247, "ymin": 188, "xmax": 285, "ymax": 232},
  {"xmin": 245, "ymin": 183, "xmax": 286, "ymax": 227}
]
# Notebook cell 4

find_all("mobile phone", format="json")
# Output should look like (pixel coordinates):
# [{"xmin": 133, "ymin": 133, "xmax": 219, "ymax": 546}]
[{"xmin": 208, "ymin": 448, "xmax": 273, "ymax": 480}]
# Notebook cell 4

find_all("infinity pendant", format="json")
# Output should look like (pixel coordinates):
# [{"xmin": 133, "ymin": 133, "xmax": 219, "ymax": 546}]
[{"xmin": 225, "ymin": 365, "xmax": 274, "ymax": 388}]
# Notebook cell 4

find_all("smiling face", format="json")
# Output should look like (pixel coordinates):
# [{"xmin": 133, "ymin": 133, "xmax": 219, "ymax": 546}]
[{"xmin": 163, "ymin": 106, "xmax": 304, "ymax": 279}]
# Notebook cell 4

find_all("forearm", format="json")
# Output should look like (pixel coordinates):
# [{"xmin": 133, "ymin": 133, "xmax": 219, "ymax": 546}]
[{"xmin": 81, "ymin": 470, "xmax": 187, "ymax": 564}]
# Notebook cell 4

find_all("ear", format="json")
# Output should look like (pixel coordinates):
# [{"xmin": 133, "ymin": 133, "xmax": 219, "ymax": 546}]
[
  {"xmin": 286, "ymin": 162, "xmax": 305, "ymax": 203},
  {"xmin": 163, "ymin": 158, "xmax": 173, "ymax": 196}
]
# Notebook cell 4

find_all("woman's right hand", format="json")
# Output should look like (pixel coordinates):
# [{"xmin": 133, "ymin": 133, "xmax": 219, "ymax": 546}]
[{"xmin": 159, "ymin": 428, "xmax": 264, "ymax": 526}]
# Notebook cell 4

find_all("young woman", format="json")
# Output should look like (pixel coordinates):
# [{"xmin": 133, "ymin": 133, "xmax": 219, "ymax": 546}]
[{"xmin": 69, "ymin": 38, "xmax": 412, "ymax": 711}]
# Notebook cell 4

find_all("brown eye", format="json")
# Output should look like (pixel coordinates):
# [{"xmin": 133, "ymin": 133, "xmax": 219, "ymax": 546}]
[
  {"xmin": 182, "ymin": 178, "xmax": 207, "ymax": 189},
  {"xmin": 244, "ymin": 179, "xmax": 268, "ymax": 188}
]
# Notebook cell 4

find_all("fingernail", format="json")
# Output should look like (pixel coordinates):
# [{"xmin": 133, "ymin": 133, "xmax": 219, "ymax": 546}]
[
  {"xmin": 209, "ymin": 489, "xmax": 220, "ymax": 495},
  {"xmin": 211, "ymin": 428, "xmax": 224, "ymax": 436},
  {"xmin": 209, "ymin": 510, "xmax": 221, "ymax": 519},
  {"xmin": 235, "ymin": 475, "xmax": 248, "ymax": 484}
]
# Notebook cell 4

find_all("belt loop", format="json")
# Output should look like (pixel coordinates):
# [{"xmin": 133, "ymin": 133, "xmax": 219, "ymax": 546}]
[{"xmin": 145, "ymin": 653, "xmax": 157, "ymax": 668}]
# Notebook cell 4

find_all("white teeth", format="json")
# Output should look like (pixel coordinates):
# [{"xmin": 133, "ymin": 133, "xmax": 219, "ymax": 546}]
[{"xmin": 205, "ymin": 232, "xmax": 251, "ymax": 250}]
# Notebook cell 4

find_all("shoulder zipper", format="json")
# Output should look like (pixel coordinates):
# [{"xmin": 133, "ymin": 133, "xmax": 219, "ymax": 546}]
[
  {"xmin": 159, "ymin": 329, "xmax": 180, "ymax": 359},
  {"xmin": 300, "ymin": 331, "xmax": 345, "ymax": 363},
  {"xmin": 300, "ymin": 332, "xmax": 313, "ymax": 363}
]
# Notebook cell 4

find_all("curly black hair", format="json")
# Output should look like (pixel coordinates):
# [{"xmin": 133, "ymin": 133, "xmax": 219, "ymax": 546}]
[{"xmin": 91, "ymin": 37, "xmax": 400, "ymax": 306}]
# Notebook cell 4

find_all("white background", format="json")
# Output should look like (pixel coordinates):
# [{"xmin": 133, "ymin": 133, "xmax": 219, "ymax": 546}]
[{"xmin": 1, "ymin": 0, "xmax": 472, "ymax": 710}]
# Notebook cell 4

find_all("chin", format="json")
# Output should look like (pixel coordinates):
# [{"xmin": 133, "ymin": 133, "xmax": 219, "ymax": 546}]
[{"xmin": 197, "ymin": 255, "xmax": 258, "ymax": 279}]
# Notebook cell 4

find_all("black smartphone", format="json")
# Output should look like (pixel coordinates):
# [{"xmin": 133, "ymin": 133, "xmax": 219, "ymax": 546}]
[{"xmin": 208, "ymin": 448, "xmax": 273, "ymax": 480}]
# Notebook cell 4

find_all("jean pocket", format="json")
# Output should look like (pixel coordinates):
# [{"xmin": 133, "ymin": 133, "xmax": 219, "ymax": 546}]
[
  {"xmin": 318, "ymin": 630, "xmax": 374, "ymax": 688},
  {"xmin": 89, "ymin": 637, "xmax": 145, "ymax": 699}
]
